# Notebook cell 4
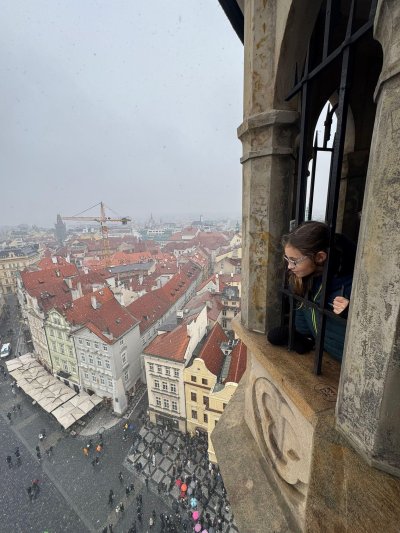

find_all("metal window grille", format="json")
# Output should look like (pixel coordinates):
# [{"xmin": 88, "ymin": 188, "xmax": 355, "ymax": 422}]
[{"xmin": 283, "ymin": 0, "xmax": 378, "ymax": 374}]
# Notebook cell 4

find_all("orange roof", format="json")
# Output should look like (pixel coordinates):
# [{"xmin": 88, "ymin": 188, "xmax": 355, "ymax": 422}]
[
  {"xmin": 224, "ymin": 341, "xmax": 247, "ymax": 384},
  {"xmin": 66, "ymin": 287, "xmax": 139, "ymax": 343},
  {"xmin": 143, "ymin": 324, "xmax": 190, "ymax": 362},
  {"xmin": 197, "ymin": 322, "xmax": 227, "ymax": 375},
  {"xmin": 127, "ymin": 261, "xmax": 201, "ymax": 334}
]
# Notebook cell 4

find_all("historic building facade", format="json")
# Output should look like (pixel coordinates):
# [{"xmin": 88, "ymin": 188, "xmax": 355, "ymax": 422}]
[{"xmin": 213, "ymin": 1, "xmax": 400, "ymax": 531}]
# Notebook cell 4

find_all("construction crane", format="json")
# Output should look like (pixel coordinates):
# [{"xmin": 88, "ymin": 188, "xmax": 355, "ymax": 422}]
[{"xmin": 62, "ymin": 202, "xmax": 131, "ymax": 266}]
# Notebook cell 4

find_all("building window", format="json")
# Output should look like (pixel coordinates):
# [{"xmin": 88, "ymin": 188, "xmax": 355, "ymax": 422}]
[
  {"xmin": 78, "ymin": 338, "xmax": 83, "ymax": 345},
  {"xmin": 191, "ymin": 375, "xmax": 197, "ymax": 382},
  {"xmin": 50, "ymin": 329, "xmax": 54, "ymax": 337},
  {"xmin": 68, "ymin": 346, "xmax": 73, "ymax": 355},
  {"xmin": 191, "ymin": 410, "xmax": 197, "ymax": 420},
  {"xmin": 170, "ymin": 383, "xmax": 177, "ymax": 394},
  {"xmin": 201, "ymin": 378, "xmax": 208, "ymax": 385},
  {"xmin": 89, "ymin": 356, "xmax": 94, "ymax": 365},
  {"xmin": 91, "ymin": 373, "xmax": 96, "ymax": 382},
  {"xmin": 223, "ymin": 403, "xmax": 227, "ymax": 410},
  {"xmin": 121, "ymin": 353, "xmax": 127, "ymax": 365},
  {"xmin": 103, "ymin": 345, "xmax": 108, "ymax": 351},
  {"xmin": 51, "ymin": 341, "xmax": 56, "ymax": 351},
  {"xmin": 120, "ymin": 338, "xmax": 124, "ymax": 345},
  {"xmin": 105, "ymin": 360, "xmax": 111, "ymax": 369},
  {"xmin": 191, "ymin": 392, "xmax": 197, "ymax": 402},
  {"xmin": 124, "ymin": 370, "xmax": 129, "ymax": 382},
  {"xmin": 163, "ymin": 399, "xmax": 169, "ymax": 409},
  {"xmin": 63, "ymin": 362, "xmax": 68, "ymax": 371},
  {"xmin": 174, "ymin": 369, "xmax": 179, "ymax": 378},
  {"xmin": 57, "ymin": 331, "xmax": 62, "ymax": 339},
  {"xmin": 84, "ymin": 371, "xmax": 89, "ymax": 379},
  {"xmin": 97, "ymin": 358, "xmax": 102, "ymax": 367},
  {"xmin": 108, "ymin": 379, "xmax": 113, "ymax": 387},
  {"xmin": 172, "ymin": 400, "xmax": 178, "ymax": 412},
  {"xmin": 157, "ymin": 365, "xmax": 162, "ymax": 374},
  {"xmin": 203, "ymin": 396, "xmax": 209, "ymax": 408},
  {"xmin": 203, "ymin": 413, "xmax": 208, "ymax": 423},
  {"xmin": 59, "ymin": 344, "xmax": 64, "ymax": 354},
  {"xmin": 86, "ymin": 340, "xmax": 90, "ymax": 347},
  {"xmin": 222, "ymin": 319, "xmax": 227, "ymax": 328},
  {"xmin": 154, "ymin": 380, "xmax": 160, "ymax": 389},
  {"xmin": 149, "ymin": 363, "xmax": 154, "ymax": 372},
  {"xmin": 100, "ymin": 376, "xmax": 105, "ymax": 385},
  {"xmin": 222, "ymin": 309, "xmax": 227, "ymax": 316},
  {"xmin": 165, "ymin": 367, "xmax": 170, "ymax": 376},
  {"xmin": 71, "ymin": 365, "xmax": 76, "ymax": 374},
  {"xmin": 156, "ymin": 397, "xmax": 161, "ymax": 407},
  {"xmin": 162, "ymin": 382, "xmax": 168, "ymax": 391},
  {"xmin": 94, "ymin": 342, "xmax": 99, "ymax": 349}
]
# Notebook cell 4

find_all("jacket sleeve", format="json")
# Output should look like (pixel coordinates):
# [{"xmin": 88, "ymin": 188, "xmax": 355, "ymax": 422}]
[{"xmin": 295, "ymin": 306, "xmax": 313, "ymax": 336}]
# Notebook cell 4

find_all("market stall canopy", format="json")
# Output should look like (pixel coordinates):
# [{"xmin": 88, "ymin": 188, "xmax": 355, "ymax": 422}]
[{"xmin": 5, "ymin": 354, "xmax": 102, "ymax": 427}]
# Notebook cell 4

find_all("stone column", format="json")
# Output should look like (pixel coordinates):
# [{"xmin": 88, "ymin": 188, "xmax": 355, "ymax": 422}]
[
  {"xmin": 336, "ymin": 0, "xmax": 400, "ymax": 477},
  {"xmin": 240, "ymin": 0, "xmax": 298, "ymax": 333}
]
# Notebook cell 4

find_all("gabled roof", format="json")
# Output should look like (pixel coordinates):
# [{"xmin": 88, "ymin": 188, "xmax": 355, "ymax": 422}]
[
  {"xmin": 127, "ymin": 261, "xmax": 201, "ymax": 334},
  {"xmin": 66, "ymin": 287, "xmax": 139, "ymax": 343},
  {"xmin": 224, "ymin": 340, "xmax": 247, "ymax": 384},
  {"xmin": 143, "ymin": 323, "xmax": 190, "ymax": 362},
  {"xmin": 197, "ymin": 322, "xmax": 228, "ymax": 376}
]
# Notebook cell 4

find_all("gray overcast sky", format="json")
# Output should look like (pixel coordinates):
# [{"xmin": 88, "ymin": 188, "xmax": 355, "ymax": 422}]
[{"xmin": 0, "ymin": 1, "xmax": 243, "ymax": 227}]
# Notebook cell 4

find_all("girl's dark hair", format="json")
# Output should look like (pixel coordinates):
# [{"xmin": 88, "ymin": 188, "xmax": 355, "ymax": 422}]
[
  {"xmin": 282, "ymin": 221, "xmax": 356, "ymax": 295},
  {"xmin": 282, "ymin": 221, "xmax": 330, "ymax": 295}
]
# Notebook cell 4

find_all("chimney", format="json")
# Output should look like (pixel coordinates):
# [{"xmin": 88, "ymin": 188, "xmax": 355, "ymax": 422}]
[
  {"xmin": 91, "ymin": 295, "xmax": 97, "ymax": 309},
  {"xmin": 216, "ymin": 274, "xmax": 220, "ymax": 293},
  {"xmin": 51, "ymin": 256, "xmax": 57, "ymax": 264}
]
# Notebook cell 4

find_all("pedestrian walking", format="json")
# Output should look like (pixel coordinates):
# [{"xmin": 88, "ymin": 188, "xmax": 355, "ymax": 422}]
[
  {"xmin": 7, "ymin": 412, "xmax": 12, "ymax": 423},
  {"xmin": 12, "ymin": 404, "xmax": 17, "ymax": 413},
  {"xmin": 32, "ymin": 479, "xmax": 40, "ymax": 498},
  {"xmin": 83, "ymin": 447, "xmax": 89, "ymax": 457},
  {"xmin": 27, "ymin": 486, "xmax": 33, "ymax": 501},
  {"xmin": 149, "ymin": 516, "xmax": 154, "ymax": 529},
  {"xmin": 145, "ymin": 476, "xmax": 149, "ymax": 491},
  {"xmin": 130, "ymin": 482, "xmax": 134, "ymax": 493},
  {"xmin": 118, "ymin": 471, "xmax": 124, "ymax": 483},
  {"xmin": 36, "ymin": 450, "xmax": 42, "ymax": 461},
  {"xmin": 125, "ymin": 486, "xmax": 130, "ymax": 496},
  {"xmin": 16, "ymin": 403, "xmax": 21, "ymax": 414},
  {"xmin": 6, "ymin": 455, "xmax": 12, "ymax": 468},
  {"xmin": 108, "ymin": 524, "xmax": 113, "ymax": 533},
  {"xmin": 108, "ymin": 489, "xmax": 114, "ymax": 505}
]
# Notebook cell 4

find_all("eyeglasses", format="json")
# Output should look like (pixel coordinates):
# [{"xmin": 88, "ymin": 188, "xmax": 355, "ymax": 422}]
[{"xmin": 283, "ymin": 255, "xmax": 309, "ymax": 267}]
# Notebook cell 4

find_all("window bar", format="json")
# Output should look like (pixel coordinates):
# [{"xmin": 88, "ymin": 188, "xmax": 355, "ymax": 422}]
[
  {"xmin": 322, "ymin": 0, "xmax": 333, "ymax": 59},
  {"xmin": 307, "ymin": 131, "xmax": 318, "ymax": 221}
]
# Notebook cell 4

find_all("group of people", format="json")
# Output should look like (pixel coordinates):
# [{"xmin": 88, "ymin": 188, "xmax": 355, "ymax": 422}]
[{"xmin": 128, "ymin": 422, "xmax": 235, "ymax": 532}]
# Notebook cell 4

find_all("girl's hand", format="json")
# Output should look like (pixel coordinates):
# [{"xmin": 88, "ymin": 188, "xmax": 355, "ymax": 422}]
[{"xmin": 332, "ymin": 296, "xmax": 349, "ymax": 314}]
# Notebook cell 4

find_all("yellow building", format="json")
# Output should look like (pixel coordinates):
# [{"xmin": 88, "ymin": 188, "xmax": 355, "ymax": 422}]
[
  {"xmin": 0, "ymin": 246, "xmax": 41, "ymax": 295},
  {"xmin": 208, "ymin": 340, "xmax": 247, "ymax": 463},
  {"xmin": 183, "ymin": 322, "xmax": 228, "ymax": 436}
]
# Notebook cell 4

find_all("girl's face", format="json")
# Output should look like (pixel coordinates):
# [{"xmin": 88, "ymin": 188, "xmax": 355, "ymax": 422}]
[{"xmin": 284, "ymin": 244, "xmax": 317, "ymax": 278}]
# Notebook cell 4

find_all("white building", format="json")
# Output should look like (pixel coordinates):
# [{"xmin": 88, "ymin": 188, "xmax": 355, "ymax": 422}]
[{"xmin": 143, "ymin": 305, "xmax": 208, "ymax": 432}]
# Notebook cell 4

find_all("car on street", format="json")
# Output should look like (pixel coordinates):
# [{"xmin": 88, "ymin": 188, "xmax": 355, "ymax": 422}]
[{"xmin": 0, "ymin": 343, "xmax": 12, "ymax": 358}]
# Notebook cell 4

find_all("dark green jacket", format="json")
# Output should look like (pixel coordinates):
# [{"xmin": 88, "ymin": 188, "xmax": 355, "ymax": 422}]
[{"xmin": 295, "ymin": 274, "xmax": 352, "ymax": 361}]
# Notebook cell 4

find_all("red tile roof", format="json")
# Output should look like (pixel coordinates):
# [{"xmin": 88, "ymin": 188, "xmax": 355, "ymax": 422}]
[
  {"xmin": 127, "ymin": 261, "xmax": 201, "ymax": 334},
  {"xmin": 197, "ymin": 322, "xmax": 227, "ymax": 376},
  {"xmin": 143, "ymin": 324, "xmax": 190, "ymax": 362},
  {"xmin": 224, "ymin": 341, "xmax": 247, "ymax": 384},
  {"xmin": 66, "ymin": 287, "xmax": 139, "ymax": 343},
  {"xmin": 184, "ymin": 291, "xmax": 222, "ymax": 323}
]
